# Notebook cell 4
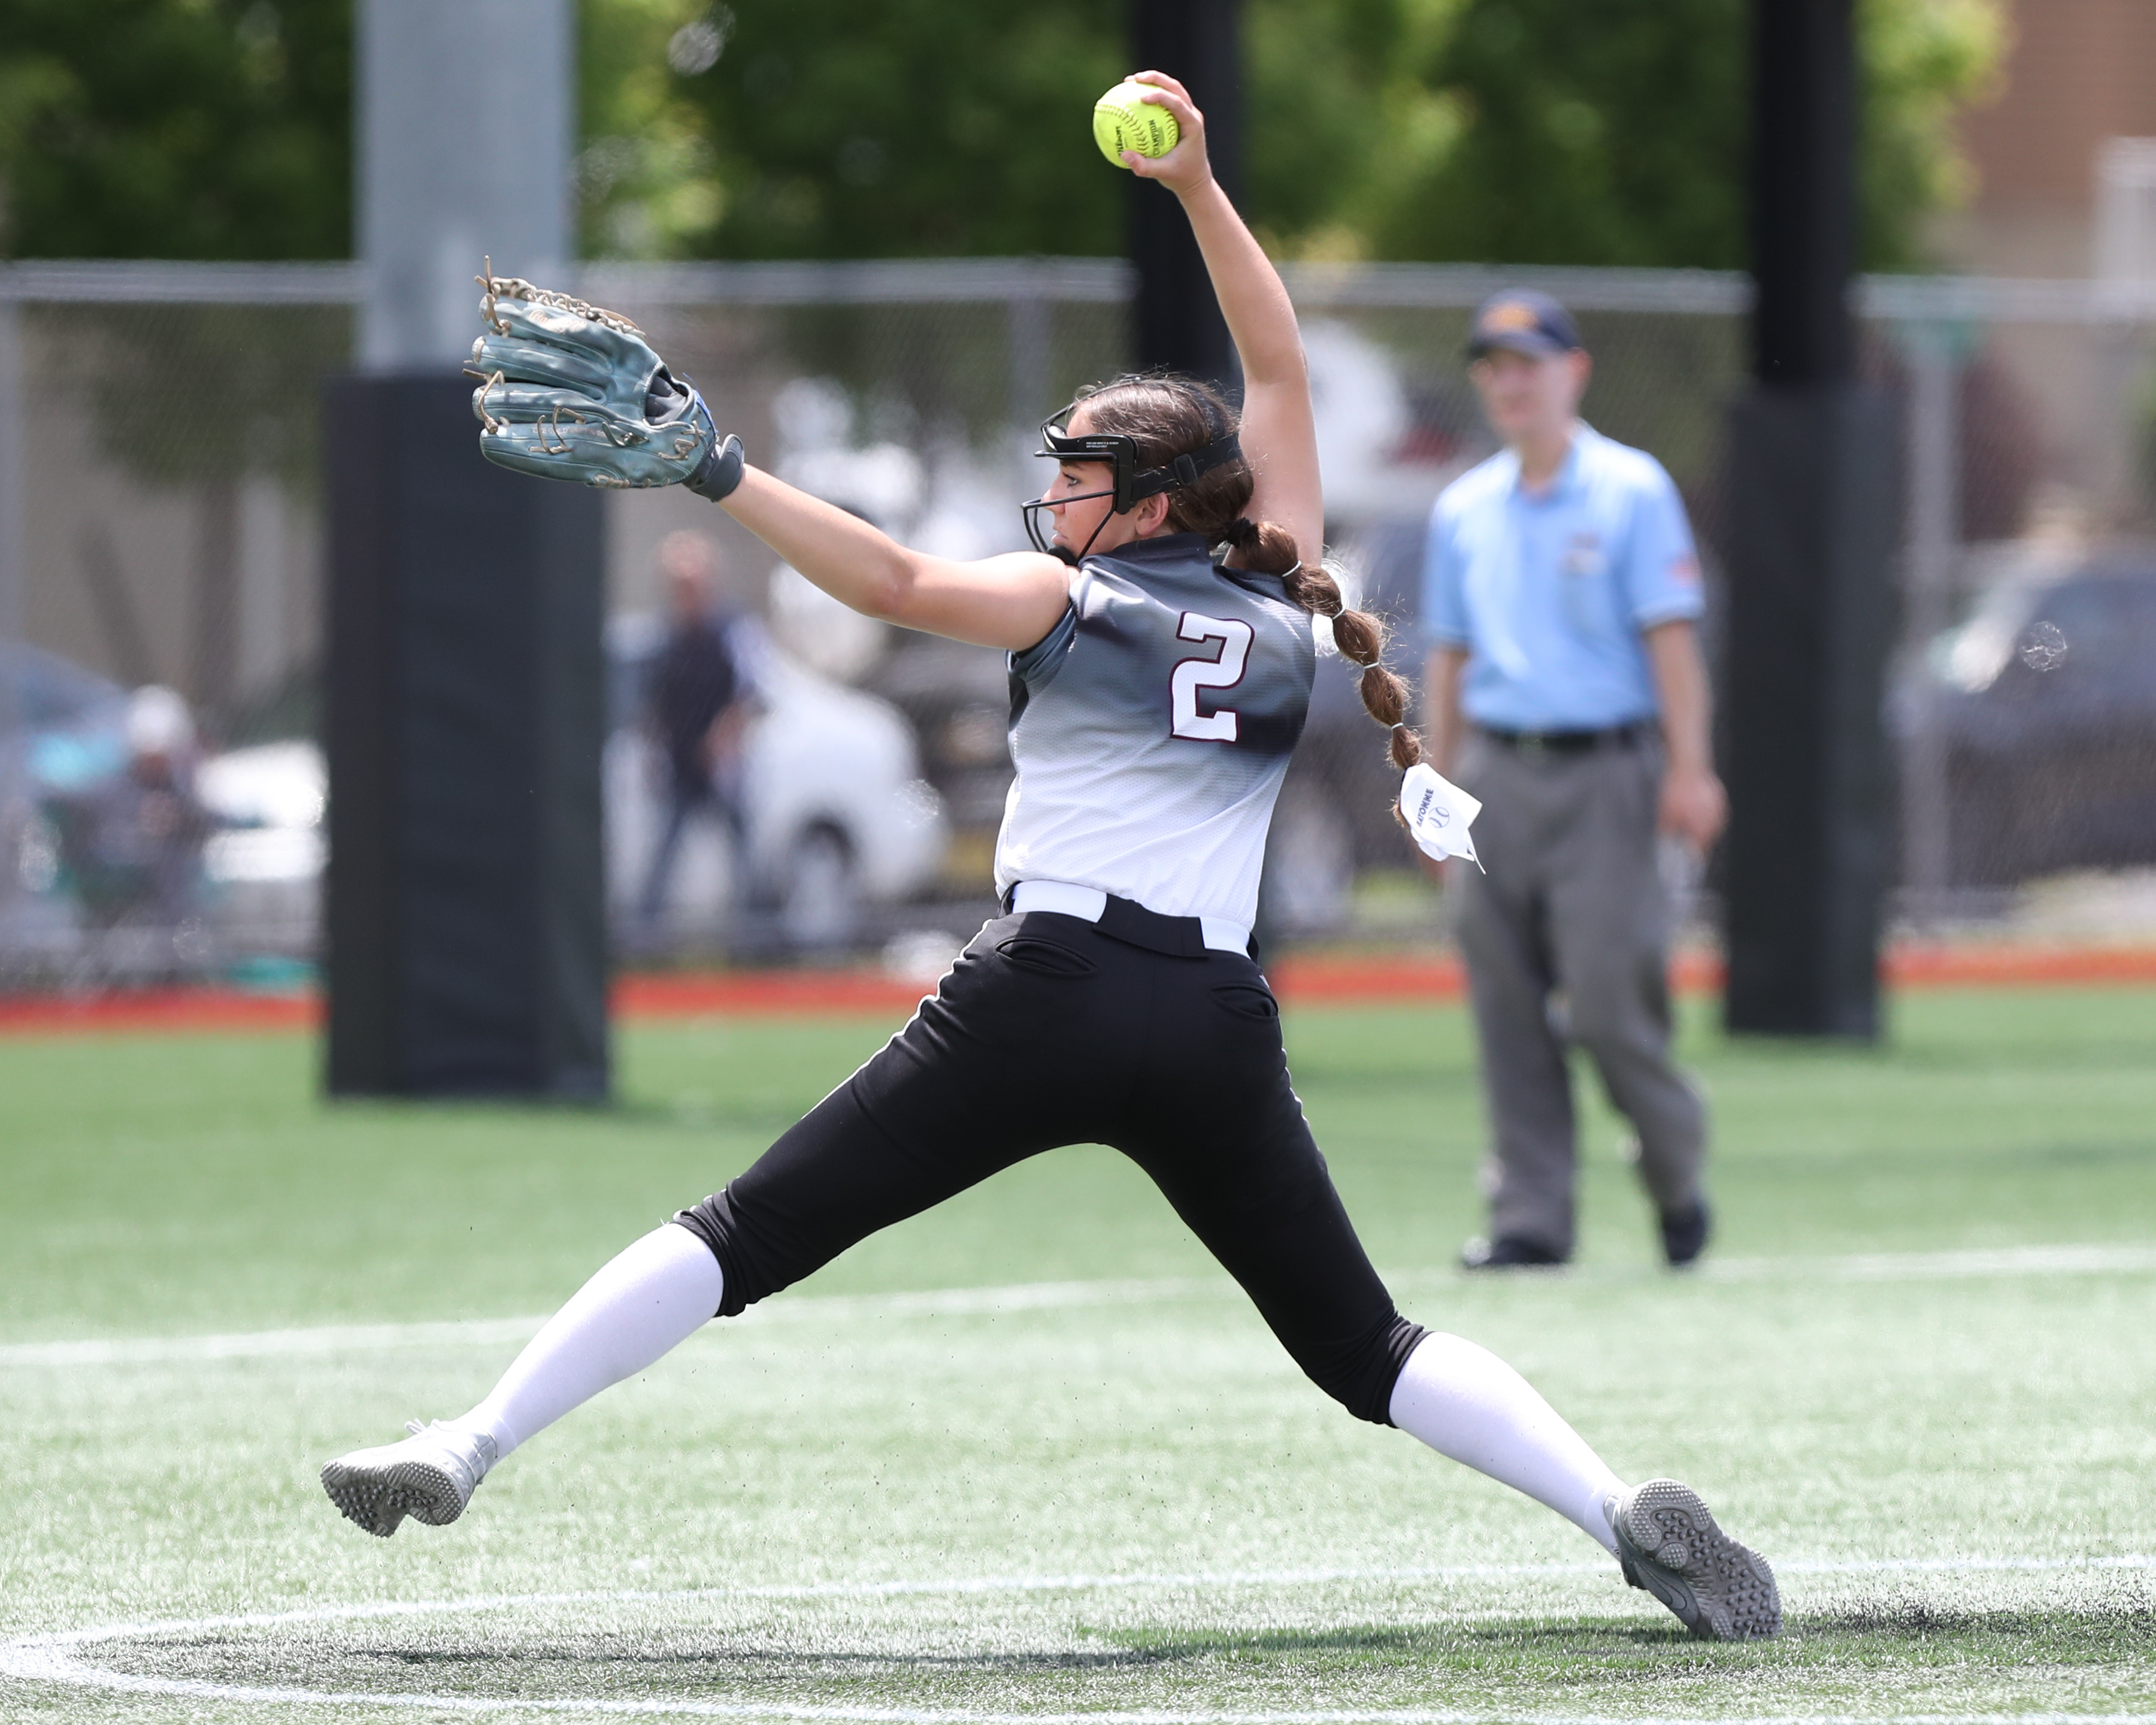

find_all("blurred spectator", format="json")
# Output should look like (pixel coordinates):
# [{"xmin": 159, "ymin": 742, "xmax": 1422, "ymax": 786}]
[
  {"xmin": 638, "ymin": 532, "xmax": 750, "ymax": 934},
  {"xmin": 42, "ymin": 685, "xmax": 210, "ymax": 930}
]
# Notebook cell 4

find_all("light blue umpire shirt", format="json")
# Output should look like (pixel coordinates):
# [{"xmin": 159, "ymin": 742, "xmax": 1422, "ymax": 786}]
[{"xmin": 1423, "ymin": 422, "xmax": 1705, "ymax": 733}]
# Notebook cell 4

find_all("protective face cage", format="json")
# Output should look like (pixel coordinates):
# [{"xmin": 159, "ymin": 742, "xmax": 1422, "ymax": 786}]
[{"xmin": 1021, "ymin": 403, "xmax": 1244, "ymax": 564}]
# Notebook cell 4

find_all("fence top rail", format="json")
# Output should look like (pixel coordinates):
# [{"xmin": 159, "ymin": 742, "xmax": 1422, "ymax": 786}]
[
  {"xmin": 1279, "ymin": 263, "xmax": 2156, "ymax": 321},
  {"xmin": 0, "ymin": 261, "xmax": 368, "ymax": 304},
  {"xmin": 576, "ymin": 256, "xmax": 1132, "ymax": 306},
  {"xmin": 0, "ymin": 257, "xmax": 1133, "ymax": 308},
  {"xmin": 5, "ymin": 257, "xmax": 2156, "ymax": 323},
  {"xmin": 1280, "ymin": 261, "xmax": 1750, "ymax": 314}
]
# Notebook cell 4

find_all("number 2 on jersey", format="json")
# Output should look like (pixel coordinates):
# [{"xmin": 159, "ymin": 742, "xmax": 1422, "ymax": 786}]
[{"xmin": 1170, "ymin": 612, "xmax": 1252, "ymax": 743}]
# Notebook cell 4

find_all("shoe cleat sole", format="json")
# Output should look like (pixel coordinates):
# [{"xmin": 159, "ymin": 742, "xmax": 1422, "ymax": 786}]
[
  {"xmin": 1613, "ymin": 1478, "xmax": 1782, "ymax": 1641},
  {"xmin": 320, "ymin": 1454, "xmax": 469, "ymax": 1539}
]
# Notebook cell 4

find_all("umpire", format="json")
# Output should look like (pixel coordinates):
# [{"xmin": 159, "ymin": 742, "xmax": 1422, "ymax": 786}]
[{"xmin": 1422, "ymin": 290, "xmax": 1725, "ymax": 1270}]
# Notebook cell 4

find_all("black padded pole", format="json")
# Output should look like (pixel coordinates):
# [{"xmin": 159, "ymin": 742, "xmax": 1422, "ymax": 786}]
[
  {"xmin": 1722, "ymin": 0, "xmax": 1896, "ymax": 1037},
  {"xmin": 325, "ymin": 374, "xmax": 609, "ymax": 1098},
  {"xmin": 1127, "ymin": 0, "xmax": 1243, "ymax": 394}
]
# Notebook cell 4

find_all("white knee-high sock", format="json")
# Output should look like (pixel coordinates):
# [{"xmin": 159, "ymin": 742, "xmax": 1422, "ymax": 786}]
[
  {"xmin": 453, "ymin": 1223, "xmax": 724, "ymax": 1460},
  {"xmin": 1388, "ymin": 1331, "xmax": 1624, "ymax": 1555}
]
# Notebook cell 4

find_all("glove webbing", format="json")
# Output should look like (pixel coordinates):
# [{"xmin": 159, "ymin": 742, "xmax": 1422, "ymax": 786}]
[{"xmin": 476, "ymin": 263, "xmax": 646, "ymax": 340}]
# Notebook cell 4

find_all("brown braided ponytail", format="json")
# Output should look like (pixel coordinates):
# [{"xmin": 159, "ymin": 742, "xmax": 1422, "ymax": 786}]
[
  {"xmin": 1073, "ymin": 372, "xmax": 1424, "ymax": 771},
  {"xmin": 1285, "ymin": 560, "xmax": 1424, "ymax": 771}
]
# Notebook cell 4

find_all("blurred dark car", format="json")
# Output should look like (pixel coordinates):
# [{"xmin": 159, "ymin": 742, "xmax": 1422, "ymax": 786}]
[
  {"xmin": 2, "ymin": 641, "xmax": 130, "ymax": 892},
  {"xmin": 3, "ymin": 639, "xmax": 128, "ymax": 759},
  {"xmin": 1922, "ymin": 555, "xmax": 2156, "ymax": 886}
]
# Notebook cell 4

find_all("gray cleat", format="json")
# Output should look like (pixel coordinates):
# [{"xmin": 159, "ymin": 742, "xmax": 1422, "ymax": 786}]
[
  {"xmin": 1611, "ymin": 1478, "xmax": 1782, "ymax": 1640},
  {"xmin": 320, "ymin": 1420, "xmax": 497, "ymax": 1538}
]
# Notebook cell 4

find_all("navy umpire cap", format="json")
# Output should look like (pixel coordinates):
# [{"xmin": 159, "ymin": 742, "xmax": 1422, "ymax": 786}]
[{"xmin": 1467, "ymin": 289, "xmax": 1584, "ymax": 359}]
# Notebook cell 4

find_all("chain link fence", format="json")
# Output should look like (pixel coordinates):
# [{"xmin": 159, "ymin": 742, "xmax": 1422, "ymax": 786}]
[{"xmin": 2, "ymin": 258, "xmax": 2154, "ymax": 989}]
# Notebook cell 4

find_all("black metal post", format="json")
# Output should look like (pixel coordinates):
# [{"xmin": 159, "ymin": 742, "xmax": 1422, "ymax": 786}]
[
  {"xmin": 1751, "ymin": 0, "xmax": 1856, "ymax": 386},
  {"xmin": 1127, "ymin": 0, "xmax": 1243, "ymax": 393},
  {"xmin": 1722, "ymin": 0, "xmax": 1897, "ymax": 1037},
  {"xmin": 325, "ymin": 375, "xmax": 610, "ymax": 1098}
]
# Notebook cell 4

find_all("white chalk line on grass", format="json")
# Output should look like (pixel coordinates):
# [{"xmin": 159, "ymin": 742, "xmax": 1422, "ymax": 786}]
[
  {"xmin": 0, "ymin": 1278, "xmax": 1201, "ymax": 1369},
  {"xmin": 4, "ymin": 1563, "xmax": 2154, "ymax": 1724},
  {"xmin": 1698, "ymin": 1242, "xmax": 2156, "ymax": 1285},
  {"xmin": 6, "ymin": 1242, "xmax": 2156, "ymax": 1370}
]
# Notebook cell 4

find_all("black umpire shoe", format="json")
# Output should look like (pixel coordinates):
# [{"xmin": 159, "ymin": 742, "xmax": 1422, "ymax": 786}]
[
  {"xmin": 1660, "ymin": 1200, "xmax": 1712, "ymax": 1269},
  {"xmin": 1459, "ymin": 1234, "xmax": 1567, "ymax": 1270}
]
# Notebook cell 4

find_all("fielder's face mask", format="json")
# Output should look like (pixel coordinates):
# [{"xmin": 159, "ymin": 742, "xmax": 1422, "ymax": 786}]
[{"xmin": 1022, "ymin": 404, "xmax": 1243, "ymax": 565}]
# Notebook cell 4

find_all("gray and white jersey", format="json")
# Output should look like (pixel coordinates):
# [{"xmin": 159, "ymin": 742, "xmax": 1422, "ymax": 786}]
[{"xmin": 995, "ymin": 532, "xmax": 1314, "ymax": 928}]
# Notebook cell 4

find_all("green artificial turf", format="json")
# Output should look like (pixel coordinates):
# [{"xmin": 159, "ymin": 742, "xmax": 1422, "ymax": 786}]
[{"xmin": 2, "ymin": 987, "xmax": 2153, "ymax": 1721}]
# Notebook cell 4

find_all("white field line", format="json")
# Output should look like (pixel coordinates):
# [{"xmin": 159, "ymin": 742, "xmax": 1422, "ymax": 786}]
[
  {"xmin": 0, "ymin": 1315, "xmax": 555, "ymax": 1368},
  {"xmin": 4, "ymin": 1566, "xmax": 2154, "ymax": 1724},
  {"xmin": 0, "ymin": 1278, "xmax": 1203, "ymax": 1369},
  {"xmin": 1697, "ymin": 1242, "xmax": 2156, "ymax": 1284},
  {"xmin": 5, "ymin": 1242, "xmax": 2155, "ymax": 1370}
]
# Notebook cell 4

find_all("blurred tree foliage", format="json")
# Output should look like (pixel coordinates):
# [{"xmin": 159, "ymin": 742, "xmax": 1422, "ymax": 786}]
[
  {"xmin": 577, "ymin": 0, "xmax": 731, "ymax": 258},
  {"xmin": 0, "ymin": 0, "xmax": 350, "ymax": 722},
  {"xmin": 0, "ymin": 0, "xmax": 348, "ymax": 485},
  {"xmin": 0, "ymin": 0, "xmax": 2003, "ymax": 270},
  {"xmin": 0, "ymin": 0, "xmax": 350, "ymax": 259},
  {"xmin": 1856, "ymin": 0, "xmax": 2006, "ymax": 268},
  {"xmin": 577, "ymin": 0, "xmax": 1124, "ymax": 259},
  {"xmin": 1306, "ymin": 0, "xmax": 2005, "ymax": 270},
  {"xmin": 588, "ymin": 0, "xmax": 2003, "ymax": 270}
]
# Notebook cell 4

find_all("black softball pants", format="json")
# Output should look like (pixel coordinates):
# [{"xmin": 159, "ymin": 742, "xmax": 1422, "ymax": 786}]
[{"xmin": 675, "ymin": 908, "xmax": 1425, "ymax": 1425}]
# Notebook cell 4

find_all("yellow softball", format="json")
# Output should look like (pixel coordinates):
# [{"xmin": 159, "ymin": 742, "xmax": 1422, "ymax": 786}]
[{"xmin": 1092, "ymin": 80, "xmax": 1179, "ymax": 168}]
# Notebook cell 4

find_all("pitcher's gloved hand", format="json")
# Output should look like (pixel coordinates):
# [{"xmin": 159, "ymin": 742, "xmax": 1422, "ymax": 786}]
[{"xmin": 465, "ymin": 264, "xmax": 745, "ymax": 500}]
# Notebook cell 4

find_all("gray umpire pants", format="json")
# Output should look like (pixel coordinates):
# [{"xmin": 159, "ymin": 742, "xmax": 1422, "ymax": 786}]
[{"xmin": 1448, "ymin": 727, "xmax": 1706, "ymax": 1257}]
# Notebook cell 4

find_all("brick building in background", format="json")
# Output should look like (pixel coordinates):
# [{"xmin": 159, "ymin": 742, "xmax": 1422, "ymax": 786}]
[
  {"xmin": 1936, "ymin": 0, "xmax": 2156, "ymax": 279},
  {"xmin": 1917, "ymin": 1, "xmax": 2156, "ymax": 539}
]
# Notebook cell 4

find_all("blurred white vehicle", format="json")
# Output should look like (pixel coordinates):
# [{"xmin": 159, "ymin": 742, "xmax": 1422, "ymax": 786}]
[
  {"xmin": 177, "ymin": 615, "xmax": 945, "ymax": 961},
  {"xmin": 605, "ymin": 613, "xmax": 947, "ymax": 948},
  {"xmin": 196, "ymin": 740, "xmax": 327, "ymax": 955}
]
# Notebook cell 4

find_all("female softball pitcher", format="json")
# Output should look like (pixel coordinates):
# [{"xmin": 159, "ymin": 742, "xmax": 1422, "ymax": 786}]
[{"xmin": 323, "ymin": 71, "xmax": 1779, "ymax": 1642}]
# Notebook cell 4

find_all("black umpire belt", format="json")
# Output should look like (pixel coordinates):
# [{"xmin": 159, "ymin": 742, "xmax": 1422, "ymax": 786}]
[
  {"xmin": 1000, "ymin": 879, "xmax": 1251, "ymax": 958},
  {"xmin": 1478, "ymin": 720, "xmax": 1654, "ymax": 755}
]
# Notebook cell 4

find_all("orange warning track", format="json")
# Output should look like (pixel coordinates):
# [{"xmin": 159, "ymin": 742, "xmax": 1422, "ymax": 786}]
[{"xmin": 5, "ymin": 943, "xmax": 2156, "ymax": 1037}]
